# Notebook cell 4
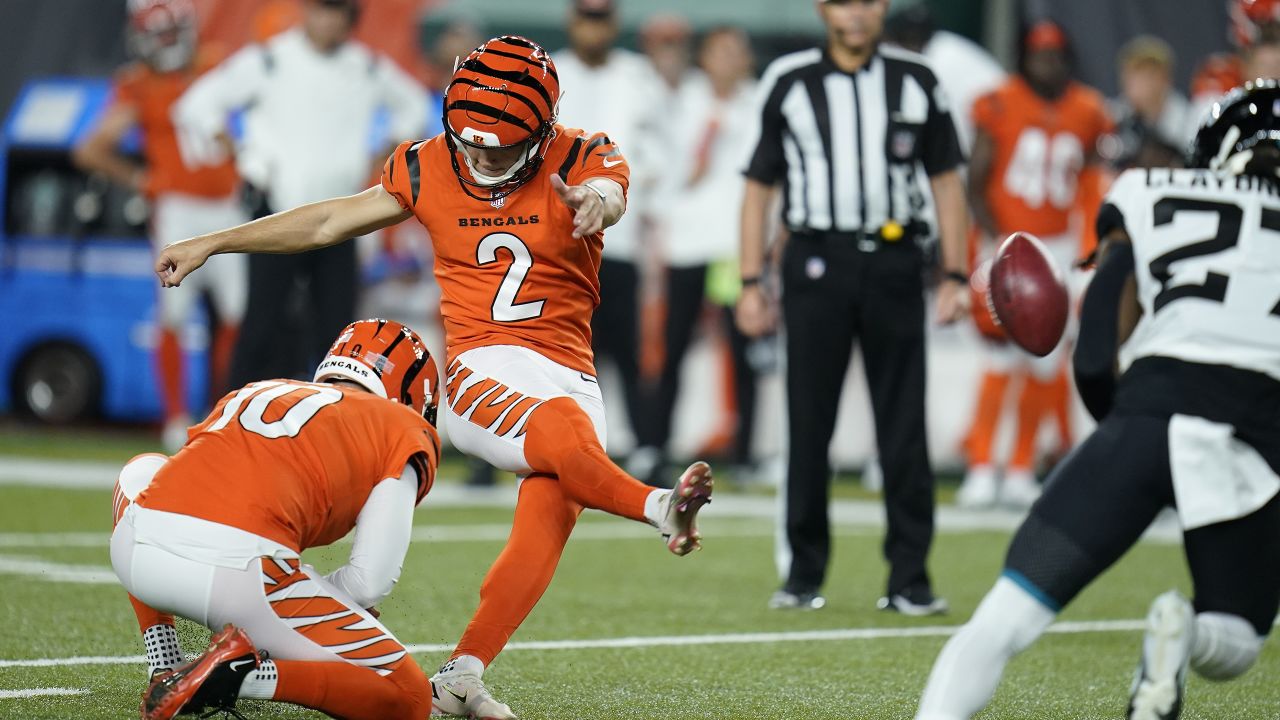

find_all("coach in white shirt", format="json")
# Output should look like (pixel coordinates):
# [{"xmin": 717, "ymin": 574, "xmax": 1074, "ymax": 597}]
[
  {"xmin": 553, "ymin": 0, "xmax": 667, "ymax": 464},
  {"xmin": 635, "ymin": 26, "xmax": 760, "ymax": 482},
  {"xmin": 174, "ymin": 0, "xmax": 426, "ymax": 388}
]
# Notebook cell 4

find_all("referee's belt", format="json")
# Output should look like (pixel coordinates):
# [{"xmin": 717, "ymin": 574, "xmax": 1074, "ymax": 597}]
[{"xmin": 796, "ymin": 221, "xmax": 914, "ymax": 252}]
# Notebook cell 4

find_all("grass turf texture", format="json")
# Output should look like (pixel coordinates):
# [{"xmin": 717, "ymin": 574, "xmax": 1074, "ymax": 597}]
[{"xmin": 1, "ymin": 487, "xmax": 1276, "ymax": 717}]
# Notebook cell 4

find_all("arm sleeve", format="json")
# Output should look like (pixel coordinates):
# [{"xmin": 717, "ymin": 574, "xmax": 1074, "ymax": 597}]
[
  {"xmin": 375, "ymin": 55, "xmax": 429, "ymax": 143},
  {"xmin": 1073, "ymin": 239, "xmax": 1135, "ymax": 422},
  {"xmin": 565, "ymin": 131, "xmax": 630, "ymax": 197},
  {"xmin": 380, "ymin": 139, "xmax": 425, "ymax": 213},
  {"xmin": 743, "ymin": 76, "xmax": 788, "ymax": 184},
  {"xmin": 324, "ymin": 464, "xmax": 418, "ymax": 609},
  {"xmin": 921, "ymin": 73, "xmax": 965, "ymax": 176}
]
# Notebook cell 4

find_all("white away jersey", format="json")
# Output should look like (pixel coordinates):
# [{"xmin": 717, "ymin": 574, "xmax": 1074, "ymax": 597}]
[{"xmin": 1101, "ymin": 167, "xmax": 1280, "ymax": 381}]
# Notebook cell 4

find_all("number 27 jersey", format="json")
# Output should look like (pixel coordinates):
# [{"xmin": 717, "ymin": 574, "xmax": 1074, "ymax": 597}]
[
  {"xmin": 1102, "ymin": 167, "xmax": 1280, "ymax": 381},
  {"xmin": 380, "ymin": 126, "xmax": 630, "ymax": 376}
]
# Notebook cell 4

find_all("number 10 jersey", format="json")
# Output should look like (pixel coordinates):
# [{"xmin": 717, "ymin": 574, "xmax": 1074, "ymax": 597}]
[
  {"xmin": 1102, "ymin": 167, "xmax": 1280, "ymax": 382},
  {"xmin": 380, "ymin": 126, "xmax": 631, "ymax": 376}
]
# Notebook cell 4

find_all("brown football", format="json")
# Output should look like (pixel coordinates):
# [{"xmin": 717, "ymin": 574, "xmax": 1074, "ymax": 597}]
[{"xmin": 987, "ymin": 232, "xmax": 1069, "ymax": 357}]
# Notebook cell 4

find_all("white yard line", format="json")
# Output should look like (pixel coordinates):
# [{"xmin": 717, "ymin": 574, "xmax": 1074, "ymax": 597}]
[
  {"xmin": 0, "ymin": 555, "xmax": 118, "ymax": 584},
  {"xmin": 0, "ymin": 620, "xmax": 1149, "ymax": 671},
  {"xmin": 0, "ymin": 687, "xmax": 89, "ymax": 698}
]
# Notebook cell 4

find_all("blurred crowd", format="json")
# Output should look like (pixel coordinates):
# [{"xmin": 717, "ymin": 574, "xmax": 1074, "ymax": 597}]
[{"xmin": 53, "ymin": 0, "xmax": 1280, "ymax": 490}]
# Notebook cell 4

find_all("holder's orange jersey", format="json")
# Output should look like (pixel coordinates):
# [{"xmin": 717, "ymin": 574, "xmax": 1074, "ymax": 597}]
[
  {"xmin": 138, "ymin": 380, "xmax": 439, "ymax": 552},
  {"xmin": 380, "ymin": 126, "xmax": 630, "ymax": 375},
  {"xmin": 111, "ymin": 55, "xmax": 239, "ymax": 199},
  {"xmin": 973, "ymin": 78, "xmax": 1111, "ymax": 238}
]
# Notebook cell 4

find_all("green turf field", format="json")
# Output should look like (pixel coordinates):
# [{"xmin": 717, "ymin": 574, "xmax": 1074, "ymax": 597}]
[{"xmin": 0, "ymin": 439, "xmax": 1275, "ymax": 719}]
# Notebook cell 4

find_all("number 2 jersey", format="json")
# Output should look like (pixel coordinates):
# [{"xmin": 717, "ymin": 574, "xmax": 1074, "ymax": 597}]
[
  {"xmin": 380, "ymin": 126, "xmax": 630, "ymax": 376},
  {"xmin": 138, "ymin": 380, "xmax": 439, "ymax": 553},
  {"xmin": 1101, "ymin": 167, "xmax": 1280, "ymax": 383}
]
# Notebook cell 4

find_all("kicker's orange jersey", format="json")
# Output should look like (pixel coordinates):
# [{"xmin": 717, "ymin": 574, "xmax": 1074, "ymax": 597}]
[
  {"xmin": 138, "ymin": 380, "xmax": 439, "ymax": 552},
  {"xmin": 973, "ymin": 78, "xmax": 1112, "ymax": 238},
  {"xmin": 112, "ymin": 55, "xmax": 239, "ymax": 199},
  {"xmin": 380, "ymin": 126, "xmax": 629, "ymax": 376}
]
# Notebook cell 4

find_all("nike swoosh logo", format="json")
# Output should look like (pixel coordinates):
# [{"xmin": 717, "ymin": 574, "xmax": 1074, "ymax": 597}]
[
  {"xmin": 445, "ymin": 687, "xmax": 468, "ymax": 704},
  {"xmin": 602, "ymin": 158, "xmax": 623, "ymax": 168},
  {"xmin": 229, "ymin": 658, "xmax": 255, "ymax": 673}
]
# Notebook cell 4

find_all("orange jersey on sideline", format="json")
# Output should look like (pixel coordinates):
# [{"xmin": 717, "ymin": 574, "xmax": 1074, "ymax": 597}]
[
  {"xmin": 111, "ymin": 55, "xmax": 239, "ymax": 199},
  {"xmin": 138, "ymin": 380, "xmax": 439, "ymax": 552},
  {"xmin": 973, "ymin": 78, "xmax": 1112, "ymax": 238},
  {"xmin": 1191, "ymin": 53, "xmax": 1245, "ymax": 101},
  {"xmin": 380, "ymin": 126, "xmax": 630, "ymax": 375}
]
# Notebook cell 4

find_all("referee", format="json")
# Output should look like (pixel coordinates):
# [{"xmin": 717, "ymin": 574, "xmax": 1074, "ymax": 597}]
[{"xmin": 737, "ymin": 0, "xmax": 969, "ymax": 614}]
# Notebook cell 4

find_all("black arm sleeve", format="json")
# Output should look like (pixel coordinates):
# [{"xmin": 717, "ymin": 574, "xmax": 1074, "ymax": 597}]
[
  {"xmin": 921, "ymin": 75, "xmax": 964, "ymax": 176},
  {"xmin": 743, "ymin": 81, "xmax": 789, "ymax": 184},
  {"xmin": 1073, "ymin": 241, "xmax": 1136, "ymax": 422}
]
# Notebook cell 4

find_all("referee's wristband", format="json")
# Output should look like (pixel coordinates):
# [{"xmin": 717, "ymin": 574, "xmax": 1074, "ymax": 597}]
[
  {"xmin": 943, "ymin": 269, "xmax": 969, "ymax": 285},
  {"xmin": 741, "ymin": 275, "xmax": 763, "ymax": 288}
]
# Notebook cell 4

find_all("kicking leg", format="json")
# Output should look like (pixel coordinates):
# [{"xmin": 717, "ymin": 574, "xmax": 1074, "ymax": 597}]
[{"xmin": 523, "ymin": 397, "xmax": 713, "ymax": 554}]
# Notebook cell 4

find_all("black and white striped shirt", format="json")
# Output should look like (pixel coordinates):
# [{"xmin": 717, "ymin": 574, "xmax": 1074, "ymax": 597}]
[{"xmin": 744, "ymin": 45, "xmax": 963, "ymax": 236}]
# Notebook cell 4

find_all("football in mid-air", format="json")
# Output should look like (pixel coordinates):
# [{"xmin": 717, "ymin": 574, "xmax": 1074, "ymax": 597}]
[{"xmin": 987, "ymin": 231, "xmax": 1068, "ymax": 357}]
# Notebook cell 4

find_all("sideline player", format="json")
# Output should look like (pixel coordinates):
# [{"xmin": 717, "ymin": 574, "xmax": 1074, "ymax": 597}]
[
  {"xmin": 73, "ymin": 0, "xmax": 246, "ymax": 451},
  {"xmin": 110, "ymin": 318, "xmax": 441, "ymax": 720},
  {"xmin": 152, "ymin": 36, "xmax": 713, "ymax": 719},
  {"xmin": 959, "ymin": 20, "xmax": 1110, "ymax": 508},
  {"xmin": 915, "ymin": 81, "xmax": 1280, "ymax": 720}
]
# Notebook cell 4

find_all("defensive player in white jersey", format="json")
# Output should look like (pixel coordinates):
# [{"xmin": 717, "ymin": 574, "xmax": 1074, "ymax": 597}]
[{"xmin": 915, "ymin": 80, "xmax": 1280, "ymax": 720}]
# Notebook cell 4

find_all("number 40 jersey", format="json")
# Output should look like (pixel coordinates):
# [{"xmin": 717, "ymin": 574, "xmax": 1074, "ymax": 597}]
[{"xmin": 1102, "ymin": 167, "xmax": 1280, "ymax": 381}]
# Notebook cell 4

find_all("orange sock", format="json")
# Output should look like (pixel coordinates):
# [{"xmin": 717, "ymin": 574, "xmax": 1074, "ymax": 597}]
[
  {"xmin": 523, "ymin": 397, "xmax": 652, "ymax": 522},
  {"xmin": 452, "ymin": 474, "xmax": 581, "ymax": 665},
  {"xmin": 965, "ymin": 370, "xmax": 1011, "ymax": 466},
  {"xmin": 273, "ymin": 657, "xmax": 431, "ymax": 720},
  {"xmin": 156, "ymin": 328, "xmax": 185, "ymax": 421},
  {"xmin": 210, "ymin": 324, "xmax": 238, "ymax": 399},
  {"xmin": 1010, "ymin": 375, "xmax": 1054, "ymax": 471}
]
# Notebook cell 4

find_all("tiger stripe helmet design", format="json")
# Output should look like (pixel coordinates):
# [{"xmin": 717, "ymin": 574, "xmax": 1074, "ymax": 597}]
[
  {"xmin": 443, "ymin": 35, "xmax": 560, "ymax": 201},
  {"xmin": 313, "ymin": 319, "xmax": 440, "ymax": 425}
]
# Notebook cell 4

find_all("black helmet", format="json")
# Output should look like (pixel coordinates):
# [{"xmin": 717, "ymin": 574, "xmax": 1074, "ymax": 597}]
[{"xmin": 1189, "ymin": 78, "xmax": 1280, "ymax": 176}]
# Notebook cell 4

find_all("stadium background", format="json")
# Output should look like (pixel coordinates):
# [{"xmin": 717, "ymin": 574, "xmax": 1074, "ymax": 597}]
[
  {"xmin": 0, "ymin": 0, "xmax": 1233, "ymax": 471},
  {"xmin": 2, "ymin": 3, "xmax": 1278, "ymax": 720}
]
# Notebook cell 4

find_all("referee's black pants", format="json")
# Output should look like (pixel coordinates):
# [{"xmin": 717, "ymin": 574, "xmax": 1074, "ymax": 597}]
[
  {"xmin": 781, "ymin": 232, "xmax": 935, "ymax": 597},
  {"xmin": 228, "ymin": 189, "xmax": 357, "ymax": 390}
]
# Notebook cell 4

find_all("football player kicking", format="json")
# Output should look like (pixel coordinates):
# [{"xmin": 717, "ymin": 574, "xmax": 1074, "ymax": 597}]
[
  {"xmin": 154, "ymin": 36, "xmax": 713, "ymax": 719},
  {"xmin": 915, "ymin": 80, "xmax": 1280, "ymax": 720},
  {"xmin": 110, "ymin": 318, "xmax": 441, "ymax": 720}
]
